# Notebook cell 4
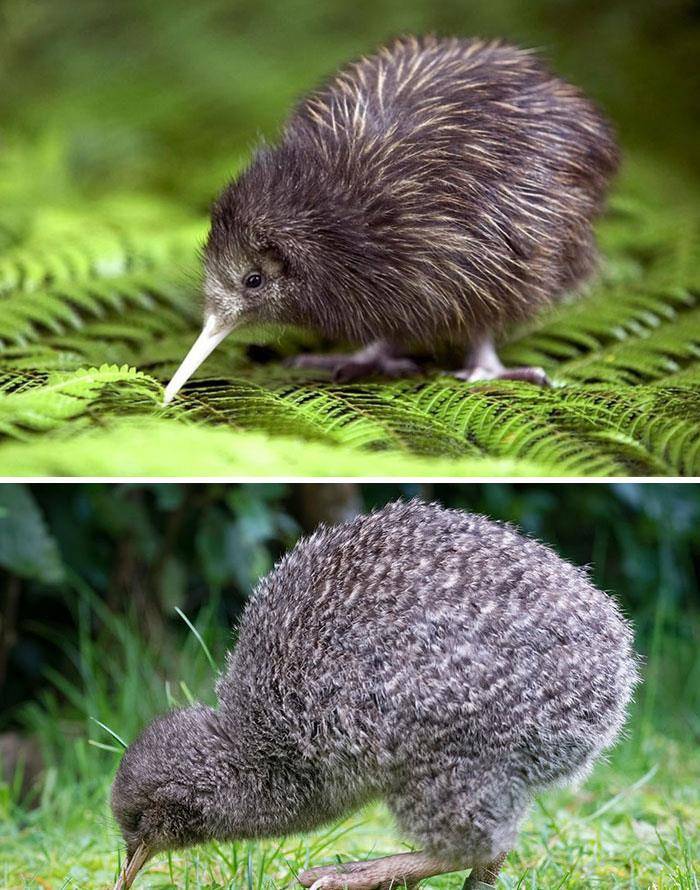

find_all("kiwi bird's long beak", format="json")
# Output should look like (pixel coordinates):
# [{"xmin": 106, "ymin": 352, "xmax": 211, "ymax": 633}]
[
  {"xmin": 163, "ymin": 315, "xmax": 234, "ymax": 405},
  {"xmin": 113, "ymin": 842, "xmax": 151, "ymax": 890}
]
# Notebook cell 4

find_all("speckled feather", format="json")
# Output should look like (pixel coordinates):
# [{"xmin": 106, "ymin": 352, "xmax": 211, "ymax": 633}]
[
  {"xmin": 112, "ymin": 501, "xmax": 638, "ymax": 868},
  {"xmin": 206, "ymin": 36, "xmax": 619, "ymax": 347}
]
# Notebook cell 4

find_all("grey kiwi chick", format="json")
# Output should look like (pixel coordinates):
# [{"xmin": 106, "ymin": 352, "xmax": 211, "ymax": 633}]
[
  {"xmin": 111, "ymin": 500, "xmax": 638, "ymax": 889},
  {"xmin": 163, "ymin": 35, "xmax": 619, "ymax": 402}
]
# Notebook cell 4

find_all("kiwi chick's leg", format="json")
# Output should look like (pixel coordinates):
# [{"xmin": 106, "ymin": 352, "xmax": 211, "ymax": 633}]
[
  {"xmin": 298, "ymin": 850, "xmax": 462, "ymax": 890},
  {"xmin": 454, "ymin": 334, "xmax": 550, "ymax": 386},
  {"xmin": 288, "ymin": 341, "xmax": 420, "ymax": 383},
  {"xmin": 462, "ymin": 852, "xmax": 508, "ymax": 888},
  {"xmin": 387, "ymin": 764, "xmax": 525, "ymax": 890}
]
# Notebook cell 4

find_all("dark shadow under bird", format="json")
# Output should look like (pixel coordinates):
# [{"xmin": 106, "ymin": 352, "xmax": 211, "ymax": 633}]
[
  {"xmin": 163, "ymin": 35, "xmax": 619, "ymax": 403},
  {"xmin": 111, "ymin": 500, "xmax": 638, "ymax": 889}
]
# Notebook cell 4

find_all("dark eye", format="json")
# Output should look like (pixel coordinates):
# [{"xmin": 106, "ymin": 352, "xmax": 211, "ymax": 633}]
[
  {"xmin": 124, "ymin": 811, "xmax": 142, "ymax": 833},
  {"xmin": 244, "ymin": 271, "xmax": 263, "ymax": 289}
]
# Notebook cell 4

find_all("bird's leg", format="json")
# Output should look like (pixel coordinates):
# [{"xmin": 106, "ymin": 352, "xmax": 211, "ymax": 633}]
[
  {"xmin": 461, "ymin": 852, "xmax": 508, "ymax": 888},
  {"xmin": 453, "ymin": 335, "xmax": 550, "ymax": 386},
  {"xmin": 287, "ymin": 341, "xmax": 421, "ymax": 383},
  {"xmin": 298, "ymin": 850, "xmax": 461, "ymax": 890}
]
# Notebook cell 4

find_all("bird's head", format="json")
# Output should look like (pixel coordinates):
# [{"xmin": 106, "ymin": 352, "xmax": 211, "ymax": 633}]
[
  {"xmin": 162, "ymin": 145, "xmax": 321, "ymax": 405},
  {"xmin": 111, "ymin": 705, "xmax": 232, "ymax": 889},
  {"xmin": 162, "ymin": 141, "xmax": 384, "ymax": 404}
]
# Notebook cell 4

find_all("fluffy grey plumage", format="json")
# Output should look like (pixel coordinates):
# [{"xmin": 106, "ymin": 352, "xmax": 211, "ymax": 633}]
[
  {"xmin": 163, "ymin": 35, "xmax": 620, "ymax": 402},
  {"xmin": 111, "ymin": 500, "xmax": 638, "ymax": 888}
]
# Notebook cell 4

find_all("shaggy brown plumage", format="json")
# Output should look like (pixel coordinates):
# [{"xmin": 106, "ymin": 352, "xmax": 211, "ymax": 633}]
[{"xmin": 163, "ymin": 36, "xmax": 619, "ymax": 399}]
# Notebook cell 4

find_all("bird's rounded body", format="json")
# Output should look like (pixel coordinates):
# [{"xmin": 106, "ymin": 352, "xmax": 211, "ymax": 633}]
[
  {"xmin": 111, "ymin": 501, "xmax": 637, "ymax": 886},
  {"xmin": 163, "ymin": 36, "xmax": 620, "ymax": 401},
  {"xmin": 208, "ymin": 36, "xmax": 619, "ymax": 347},
  {"xmin": 216, "ymin": 500, "xmax": 637, "ymax": 858}
]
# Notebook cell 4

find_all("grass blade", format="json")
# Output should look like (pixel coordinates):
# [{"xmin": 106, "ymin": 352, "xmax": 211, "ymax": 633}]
[{"xmin": 175, "ymin": 606, "xmax": 218, "ymax": 673}]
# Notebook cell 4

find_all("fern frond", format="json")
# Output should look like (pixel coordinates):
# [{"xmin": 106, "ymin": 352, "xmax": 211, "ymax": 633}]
[
  {"xmin": 503, "ymin": 287, "xmax": 700, "ymax": 384},
  {"xmin": 0, "ymin": 365, "xmax": 159, "ymax": 439},
  {"xmin": 0, "ymin": 204, "xmax": 203, "ymax": 298},
  {"xmin": 165, "ymin": 376, "xmax": 699, "ymax": 476},
  {"xmin": 0, "ymin": 419, "xmax": 556, "ymax": 478}
]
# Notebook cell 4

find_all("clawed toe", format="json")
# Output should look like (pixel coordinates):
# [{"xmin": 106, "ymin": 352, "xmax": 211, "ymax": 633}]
[
  {"xmin": 300, "ymin": 865, "xmax": 378, "ymax": 890},
  {"xmin": 299, "ymin": 861, "xmax": 419, "ymax": 890},
  {"xmin": 382, "ymin": 358, "xmax": 422, "ymax": 379},
  {"xmin": 307, "ymin": 876, "xmax": 345, "ymax": 890},
  {"xmin": 332, "ymin": 361, "xmax": 373, "ymax": 383},
  {"xmin": 283, "ymin": 349, "xmax": 421, "ymax": 382},
  {"xmin": 333, "ymin": 358, "xmax": 420, "ymax": 383},
  {"xmin": 496, "ymin": 366, "xmax": 550, "ymax": 386},
  {"xmin": 307, "ymin": 876, "xmax": 342, "ymax": 890},
  {"xmin": 452, "ymin": 365, "xmax": 550, "ymax": 386}
]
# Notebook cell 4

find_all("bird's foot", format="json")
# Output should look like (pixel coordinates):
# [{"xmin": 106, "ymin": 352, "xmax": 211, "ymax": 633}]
[
  {"xmin": 455, "ymin": 334, "xmax": 550, "ymax": 386},
  {"xmin": 299, "ymin": 860, "xmax": 414, "ymax": 890},
  {"xmin": 298, "ymin": 851, "xmax": 456, "ymax": 890},
  {"xmin": 461, "ymin": 852, "xmax": 508, "ymax": 889},
  {"xmin": 286, "ymin": 342, "xmax": 420, "ymax": 383},
  {"xmin": 452, "ymin": 364, "xmax": 550, "ymax": 386}
]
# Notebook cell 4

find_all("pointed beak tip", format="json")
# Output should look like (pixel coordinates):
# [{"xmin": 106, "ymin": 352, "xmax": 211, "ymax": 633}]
[
  {"xmin": 161, "ymin": 317, "xmax": 235, "ymax": 407},
  {"xmin": 113, "ymin": 841, "xmax": 151, "ymax": 890}
]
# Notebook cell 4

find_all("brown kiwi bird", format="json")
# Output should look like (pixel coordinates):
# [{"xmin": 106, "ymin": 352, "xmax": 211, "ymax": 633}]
[{"xmin": 163, "ymin": 36, "xmax": 619, "ymax": 402}]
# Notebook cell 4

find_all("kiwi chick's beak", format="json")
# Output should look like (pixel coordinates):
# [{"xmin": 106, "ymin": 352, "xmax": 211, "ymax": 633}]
[
  {"xmin": 163, "ymin": 314, "xmax": 234, "ymax": 405},
  {"xmin": 113, "ymin": 841, "xmax": 151, "ymax": 890}
]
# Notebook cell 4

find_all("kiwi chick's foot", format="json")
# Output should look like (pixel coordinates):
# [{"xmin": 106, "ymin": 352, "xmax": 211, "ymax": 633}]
[
  {"xmin": 462, "ymin": 852, "xmax": 508, "ymax": 888},
  {"xmin": 298, "ymin": 850, "xmax": 460, "ymax": 890},
  {"xmin": 453, "ymin": 335, "xmax": 550, "ymax": 386},
  {"xmin": 288, "ymin": 341, "xmax": 421, "ymax": 383}
]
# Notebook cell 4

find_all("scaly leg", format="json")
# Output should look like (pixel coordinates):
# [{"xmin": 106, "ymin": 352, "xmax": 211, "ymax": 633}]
[
  {"xmin": 462, "ymin": 852, "xmax": 508, "ymax": 888},
  {"xmin": 453, "ymin": 335, "xmax": 550, "ymax": 386},
  {"xmin": 287, "ymin": 341, "xmax": 420, "ymax": 383},
  {"xmin": 298, "ymin": 851, "xmax": 461, "ymax": 890}
]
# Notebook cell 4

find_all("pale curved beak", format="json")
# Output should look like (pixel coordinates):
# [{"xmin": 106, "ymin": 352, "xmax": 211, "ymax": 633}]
[
  {"xmin": 113, "ymin": 841, "xmax": 151, "ymax": 890},
  {"xmin": 163, "ymin": 315, "xmax": 234, "ymax": 405}
]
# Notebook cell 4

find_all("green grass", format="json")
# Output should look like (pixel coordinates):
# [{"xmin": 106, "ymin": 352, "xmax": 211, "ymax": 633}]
[
  {"xmin": 1, "ymin": 586, "xmax": 698, "ymax": 889},
  {"xmin": 2, "ymin": 734, "xmax": 698, "ymax": 889}
]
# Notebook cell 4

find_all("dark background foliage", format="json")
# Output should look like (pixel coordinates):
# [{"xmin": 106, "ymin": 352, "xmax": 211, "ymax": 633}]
[{"xmin": 1, "ymin": 482, "xmax": 698, "ymax": 728}]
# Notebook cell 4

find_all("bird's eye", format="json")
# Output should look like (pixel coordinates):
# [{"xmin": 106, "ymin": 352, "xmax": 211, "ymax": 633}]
[
  {"xmin": 244, "ymin": 271, "xmax": 263, "ymax": 289},
  {"xmin": 125, "ymin": 811, "xmax": 142, "ymax": 833}
]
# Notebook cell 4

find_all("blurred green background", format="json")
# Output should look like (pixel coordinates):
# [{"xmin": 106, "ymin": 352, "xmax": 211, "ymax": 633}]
[{"xmin": 2, "ymin": 0, "xmax": 698, "ymax": 207}]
